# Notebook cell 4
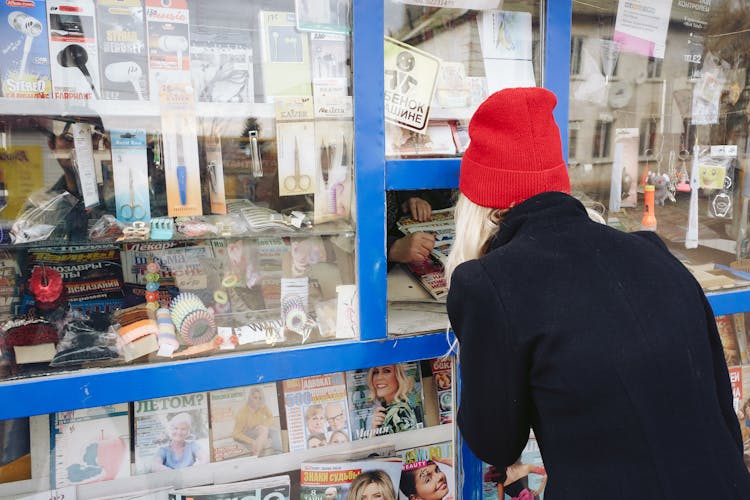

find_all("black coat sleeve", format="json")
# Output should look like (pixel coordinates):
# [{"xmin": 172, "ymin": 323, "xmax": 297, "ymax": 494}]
[
  {"xmin": 447, "ymin": 259, "xmax": 531, "ymax": 468},
  {"xmin": 634, "ymin": 230, "xmax": 743, "ymax": 451}
]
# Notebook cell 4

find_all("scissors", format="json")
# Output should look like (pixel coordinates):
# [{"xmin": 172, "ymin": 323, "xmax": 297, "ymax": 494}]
[
  {"xmin": 119, "ymin": 167, "xmax": 146, "ymax": 220},
  {"xmin": 283, "ymin": 137, "xmax": 312, "ymax": 193}
]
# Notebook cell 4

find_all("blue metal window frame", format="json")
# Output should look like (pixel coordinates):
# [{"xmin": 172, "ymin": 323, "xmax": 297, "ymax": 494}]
[{"xmin": 0, "ymin": 0, "xmax": 461, "ymax": 421}]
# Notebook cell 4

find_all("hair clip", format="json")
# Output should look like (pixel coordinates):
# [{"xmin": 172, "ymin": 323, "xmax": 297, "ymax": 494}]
[{"xmin": 150, "ymin": 218, "xmax": 174, "ymax": 240}]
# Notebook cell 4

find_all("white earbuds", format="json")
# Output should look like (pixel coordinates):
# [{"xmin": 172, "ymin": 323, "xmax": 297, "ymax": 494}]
[
  {"xmin": 8, "ymin": 11, "xmax": 41, "ymax": 36},
  {"xmin": 158, "ymin": 35, "xmax": 188, "ymax": 69},
  {"xmin": 8, "ymin": 12, "xmax": 42, "ymax": 78},
  {"xmin": 105, "ymin": 61, "xmax": 144, "ymax": 100}
]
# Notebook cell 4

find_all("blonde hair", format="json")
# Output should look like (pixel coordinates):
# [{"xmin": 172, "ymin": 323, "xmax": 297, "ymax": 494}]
[
  {"xmin": 445, "ymin": 193, "xmax": 507, "ymax": 283},
  {"xmin": 367, "ymin": 364, "xmax": 414, "ymax": 403},
  {"xmin": 347, "ymin": 470, "xmax": 397, "ymax": 500},
  {"xmin": 445, "ymin": 193, "xmax": 606, "ymax": 283}
]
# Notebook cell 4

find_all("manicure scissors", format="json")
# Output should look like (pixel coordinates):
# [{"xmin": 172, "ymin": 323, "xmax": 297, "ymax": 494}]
[
  {"xmin": 283, "ymin": 138, "xmax": 312, "ymax": 193},
  {"xmin": 119, "ymin": 167, "xmax": 146, "ymax": 220}
]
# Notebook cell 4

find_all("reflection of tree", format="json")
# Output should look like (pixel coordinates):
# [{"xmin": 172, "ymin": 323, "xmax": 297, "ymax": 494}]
[{"xmin": 704, "ymin": 4, "xmax": 750, "ymax": 145}]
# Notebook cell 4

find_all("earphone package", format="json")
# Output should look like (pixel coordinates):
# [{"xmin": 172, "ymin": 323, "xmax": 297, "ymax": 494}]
[
  {"xmin": 145, "ymin": 0, "xmax": 191, "ymax": 91},
  {"xmin": 189, "ymin": 1, "xmax": 254, "ymax": 104},
  {"xmin": 0, "ymin": 0, "xmax": 52, "ymax": 98},
  {"xmin": 47, "ymin": 0, "xmax": 101, "ymax": 100},
  {"xmin": 96, "ymin": 0, "xmax": 149, "ymax": 101}
]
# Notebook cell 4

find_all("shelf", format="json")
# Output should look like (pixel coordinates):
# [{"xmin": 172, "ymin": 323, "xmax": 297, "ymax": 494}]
[
  {"xmin": 0, "ymin": 331, "xmax": 456, "ymax": 420},
  {"xmin": 0, "ymin": 98, "xmax": 275, "ymax": 120},
  {"xmin": 707, "ymin": 288, "xmax": 750, "ymax": 316},
  {"xmin": 1, "ymin": 423, "xmax": 453, "ymax": 500},
  {"xmin": 0, "ymin": 217, "xmax": 356, "ymax": 250},
  {"xmin": 386, "ymin": 158, "xmax": 461, "ymax": 190}
]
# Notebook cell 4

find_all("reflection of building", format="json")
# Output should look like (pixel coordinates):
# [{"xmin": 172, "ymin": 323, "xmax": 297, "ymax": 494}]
[{"xmin": 568, "ymin": 2, "xmax": 749, "ymax": 203}]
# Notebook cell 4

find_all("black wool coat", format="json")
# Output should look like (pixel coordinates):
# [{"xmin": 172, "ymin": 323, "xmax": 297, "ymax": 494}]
[{"xmin": 447, "ymin": 192, "xmax": 750, "ymax": 500}]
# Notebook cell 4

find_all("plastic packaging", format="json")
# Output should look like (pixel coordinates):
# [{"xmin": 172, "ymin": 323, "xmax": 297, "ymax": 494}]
[{"xmin": 10, "ymin": 189, "xmax": 78, "ymax": 243}]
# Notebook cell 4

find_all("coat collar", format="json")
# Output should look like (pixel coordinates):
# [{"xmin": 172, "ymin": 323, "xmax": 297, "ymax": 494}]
[{"xmin": 488, "ymin": 192, "xmax": 588, "ymax": 250}]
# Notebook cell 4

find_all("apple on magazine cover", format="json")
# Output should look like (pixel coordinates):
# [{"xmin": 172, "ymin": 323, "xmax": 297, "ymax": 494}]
[{"xmin": 50, "ymin": 403, "xmax": 130, "ymax": 488}]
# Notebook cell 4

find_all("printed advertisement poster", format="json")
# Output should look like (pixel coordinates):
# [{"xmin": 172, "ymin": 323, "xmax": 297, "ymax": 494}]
[
  {"xmin": 384, "ymin": 37, "xmax": 440, "ymax": 133},
  {"xmin": 478, "ymin": 10, "xmax": 535, "ymax": 93},
  {"xmin": 613, "ymin": 0, "xmax": 672, "ymax": 59}
]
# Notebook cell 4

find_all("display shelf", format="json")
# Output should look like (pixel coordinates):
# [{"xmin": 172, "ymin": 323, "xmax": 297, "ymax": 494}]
[
  {"xmin": 0, "ymin": 218, "xmax": 356, "ymax": 250},
  {"xmin": 0, "ymin": 331, "xmax": 455, "ymax": 420},
  {"xmin": 0, "ymin": 98, "xmax": 276, "ymax": 119},
  {"xmin": 0, "ymin": 423, "xmax": 453, "ymax": 500}
]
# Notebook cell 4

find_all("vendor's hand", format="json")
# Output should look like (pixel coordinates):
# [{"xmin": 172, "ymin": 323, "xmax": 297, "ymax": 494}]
[
  {"xmin": 403, "ymin": 197, "xmax": 432, "ymax": 221},
  {"xmin": 388, "ymin": 232, "xmax": 435, "ymax": 263}
]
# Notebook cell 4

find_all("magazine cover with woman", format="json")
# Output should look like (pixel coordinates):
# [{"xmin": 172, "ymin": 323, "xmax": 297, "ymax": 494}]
[
  {"xmin": 300, "ymin": 457, "xmax": 403, "ymax": 500},
  {"xmin": 134, "ymin": 392, "xmax": 210, "ymax": 474},
  {"xmin": 346, "ymin": 362, "xmax": 425, "ymax": 441}
]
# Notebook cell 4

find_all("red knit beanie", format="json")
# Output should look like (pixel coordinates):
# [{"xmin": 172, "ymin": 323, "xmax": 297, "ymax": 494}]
[{"xmin": 459, "ymin": 87, "xmax": 571, "ymax": 209}]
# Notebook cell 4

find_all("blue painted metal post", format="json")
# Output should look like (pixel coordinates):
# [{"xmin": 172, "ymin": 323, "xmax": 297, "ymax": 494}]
[{"xmin": 353, "ymin": 0, "xmax": 387, "ymax": 340}]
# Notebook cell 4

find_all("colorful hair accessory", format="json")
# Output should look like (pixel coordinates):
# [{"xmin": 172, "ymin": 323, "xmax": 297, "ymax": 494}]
[
  {"xmin": 281, "ymin": 295, "xmax": 307, "ymax": 334},
  {"xmin": 145, "ymin": 263, "xmax": 161, "ymax": 310},
  {"xmin": 28, "ymin": 266, "xmax": 64, "ymax": 310},
  {"xmin": 221, "ymin": 275, "xmax": 238, "ymax": 288},
  {"xmin": 169, "ymin": 293, "xmax": 216, "ymax": 345},
  {"xmin": 0, "ymin": 318, "xmax": 58, "ymax": 349},
  {"xmin": 213, "ymin": 290, "xmax": 228, "ymax": 304},
  {"xmin": 179, "ymin": 310, "xmax": 216, "ymax": 345},
  {"xmin": 155, "ymin": 308, "xmax": 179, "ymax": 350}
]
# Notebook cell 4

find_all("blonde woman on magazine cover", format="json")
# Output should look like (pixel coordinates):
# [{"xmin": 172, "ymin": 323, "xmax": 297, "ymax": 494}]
[
  {"xmin": 152, "ymin": 412, "xmax": 208, "ymax": 471},
  {"xmin": 347, "ymin": 469, "xmax": 397, "ymax": 500},
  {"xmin": 367, "ymin": 364, "xmax": 418, "ymax": 435},
  {"xmin": 232, "ymin": 386, "xmax": 281, "ymax": 456},
  {"xmin": 446, "ymin": 87, "xmax": 750, "ymax": 499}
]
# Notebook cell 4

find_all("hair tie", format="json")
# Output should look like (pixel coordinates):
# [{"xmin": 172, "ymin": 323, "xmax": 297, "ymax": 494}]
[{"xmin": 28, "ymin": 266, "xmax": 64, "ymax": 310}]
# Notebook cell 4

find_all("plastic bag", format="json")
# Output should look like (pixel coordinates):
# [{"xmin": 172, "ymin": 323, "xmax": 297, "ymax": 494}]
[{"xmin": 10, "ymin": 190, "xmax": 78, "ymax": 243}]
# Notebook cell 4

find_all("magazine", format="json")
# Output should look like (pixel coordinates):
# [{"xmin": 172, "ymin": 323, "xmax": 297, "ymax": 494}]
[
  {"xmin": 282, "ymin": 372, "xmax": 351, "ymax": 451},
  {"xmin": 730, "ymin": 365, "xmax": 750, "ymax": 459},
  {"xmin": 405, "ymin": 260, "xmax": 448, "ymax": 302},
  {"xmin": 0, "ymin": 417, "xmax": 30, "ymax": 484},
  {"xmin": 398, "ymin": 441, "xmax": 455, "ymax": 500},
  {"xmin": 395, "ymin": 207, "xmax": 454, "ymax": 301},
  {"xmin": 209, "ymin": 383, "xmax": 285, "ymax": 462},
  {"xmin": 482, "ymin": 438, "xmax": 547, "ymax": 500},
  {"xmin": 169, "ymin": 474, "xmax": 291, "ymax": 500},
  {"xmin": 49, "ymin": 403, "xmax": 130, "ymax": 488},
  {"xmin": 396, "ymin": 207, "xmax": 456, "ymax": 266},
  {"xmin": 134, "ymin": 392, "xmax": 210, "ymax": 474},
  {"xmin": 429, "ymin": 358, "xmax": 454, "ymax": 424},
  {"xmin": 347, "ymin": 362, "xmax": 425, "ymax": 441},
  {"xmin": 716, "ymin": 315, "xmax": 742, "ymax": 367},
  {"xmin": 300, "ymin": 458, "xmax": 403, "ymax": 500}
]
